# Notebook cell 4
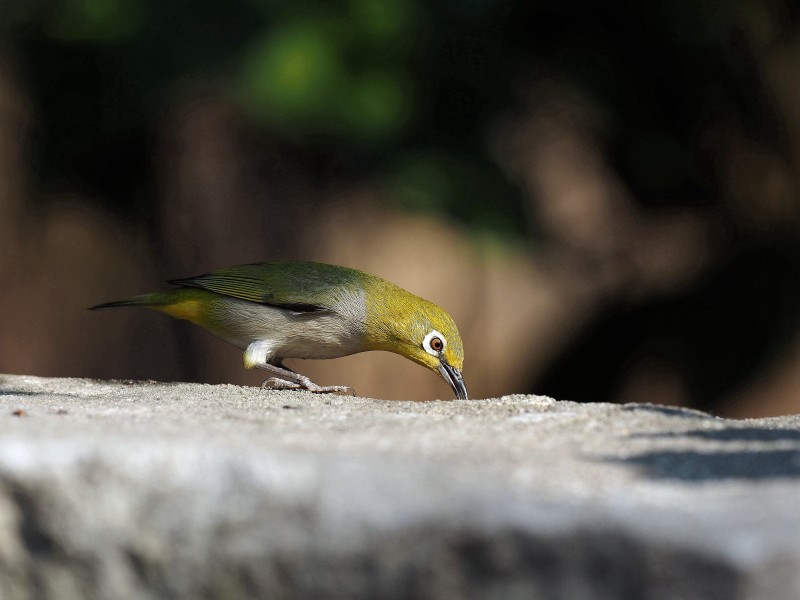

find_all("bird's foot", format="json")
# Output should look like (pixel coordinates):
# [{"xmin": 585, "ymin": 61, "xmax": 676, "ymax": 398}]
[
  {"xmin": 261, "ymin": 377, "xmax": 302, "ymax": 390},
  {"xmin": 261, "ymin": 376, "xmax": 355, "ymax": 396}
]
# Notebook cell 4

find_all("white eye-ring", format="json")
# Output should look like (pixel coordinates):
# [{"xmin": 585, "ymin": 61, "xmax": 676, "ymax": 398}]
[{"xmin": 423, "ymin": 330, "xmax": 446, "ymax": 355}]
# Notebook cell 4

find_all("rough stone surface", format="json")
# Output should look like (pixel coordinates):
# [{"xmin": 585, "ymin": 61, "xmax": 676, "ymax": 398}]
[{"xmin": 0, "ymin": 374, "xmax": 798, "ymax": 599}]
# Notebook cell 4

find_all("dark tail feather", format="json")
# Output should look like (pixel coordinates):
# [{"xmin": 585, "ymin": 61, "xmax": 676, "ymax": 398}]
[
  {"xmin": 89, "ymin": 289, "xmax": 197, "ymax": 311},
  {"xmin": 88, "ymin": 293, "xmax": 165, "ymax": 311},
  {"xmin": 89, "ymin": 300, "xmax": 138, "ymax": 311}
]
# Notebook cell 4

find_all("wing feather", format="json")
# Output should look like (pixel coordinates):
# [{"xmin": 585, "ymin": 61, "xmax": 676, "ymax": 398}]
[{"xmin": 168, "ymin": 262, "xmax": 361, "ymax": 313}]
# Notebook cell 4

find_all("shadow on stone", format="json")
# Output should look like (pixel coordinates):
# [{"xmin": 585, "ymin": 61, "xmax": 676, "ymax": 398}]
[
  {"xmin": 0, "ymin": 390, "xmax": 58, "ymax": 397},
  {"xmin": 633, "ymin": 427, "xmax": 800, "ymax": 442},
  {"xmin": 608, "ymin": 449, "xmax": 800, "ymax": 481}
]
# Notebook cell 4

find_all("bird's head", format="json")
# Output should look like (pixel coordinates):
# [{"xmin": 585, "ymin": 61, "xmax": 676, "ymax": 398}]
[{"xmin": 364, "ymin": 285, "xmax": 467, "ymax": 399}]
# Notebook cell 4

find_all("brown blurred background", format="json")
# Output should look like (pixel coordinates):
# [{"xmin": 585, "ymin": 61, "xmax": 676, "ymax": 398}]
[{"xmin": 0, "ymin": 0, "xmax": 798, "ymax": 416}]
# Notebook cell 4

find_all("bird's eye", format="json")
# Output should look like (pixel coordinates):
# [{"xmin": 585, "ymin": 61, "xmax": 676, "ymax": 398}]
[{"xmin": 423, "ymin": 330, "xmax": 447, "ymax": 355}]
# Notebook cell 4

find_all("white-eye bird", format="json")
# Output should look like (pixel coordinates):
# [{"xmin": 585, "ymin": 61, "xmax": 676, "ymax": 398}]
[{"xmin": 91, "ymin": 261, "xmax": 467, "ymax": 399}]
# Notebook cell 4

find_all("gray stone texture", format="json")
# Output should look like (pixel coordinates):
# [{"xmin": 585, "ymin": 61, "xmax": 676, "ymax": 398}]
[{"xmin": 0, "ymin": 374, "xmax": 798, "ymax": 599}]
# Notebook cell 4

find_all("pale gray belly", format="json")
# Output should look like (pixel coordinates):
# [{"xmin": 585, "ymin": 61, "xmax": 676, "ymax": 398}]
[{"xmin": 203, "ymin": 297, "xmax": 366, "ymax": 360}]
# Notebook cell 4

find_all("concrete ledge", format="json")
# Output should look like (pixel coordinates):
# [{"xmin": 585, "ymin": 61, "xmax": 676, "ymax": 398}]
[{"xmin": 0, "ymin": 374, "xmax": 798, "ymax": 599}]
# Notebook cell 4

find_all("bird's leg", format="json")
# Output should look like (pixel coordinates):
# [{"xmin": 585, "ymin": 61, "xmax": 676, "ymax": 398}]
[
  {"xmin": 244, "ymin": 341, "xmax": 355, "ymax": 395},
  {"xmin": 258, "ymin": 362, "xmax": 356, "ymax": 396}
]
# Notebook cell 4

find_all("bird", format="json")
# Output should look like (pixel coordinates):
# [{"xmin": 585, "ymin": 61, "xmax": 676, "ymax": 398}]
[{"xmin": 90, "ymin": 261, "xmax": 467, "ymax": 399}]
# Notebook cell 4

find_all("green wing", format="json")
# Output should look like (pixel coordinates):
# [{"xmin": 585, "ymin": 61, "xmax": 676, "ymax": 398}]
[{"xmin": 168, "ymin": 261, "xmax": 363, "ymax": 313}]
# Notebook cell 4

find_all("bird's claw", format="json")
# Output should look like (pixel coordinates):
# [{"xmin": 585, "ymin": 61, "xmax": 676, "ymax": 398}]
[
  {"xmin": 261, "ymin": 377, "xmax": 356, "ymax": 396},
  {"xmin": 261, "ymin": 377, "xmax": 301, "ymax": 390}
]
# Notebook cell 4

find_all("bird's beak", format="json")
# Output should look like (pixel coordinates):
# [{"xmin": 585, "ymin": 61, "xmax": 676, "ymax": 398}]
[{"xmin": 438, "ymin": 361, "xmax": 468, "ymax": 400}]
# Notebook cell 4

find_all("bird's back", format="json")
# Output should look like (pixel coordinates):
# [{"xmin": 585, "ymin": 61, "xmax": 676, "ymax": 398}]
[{"xmin": 168, "ymin": 262, "xmax": 372, "ymax": 359}]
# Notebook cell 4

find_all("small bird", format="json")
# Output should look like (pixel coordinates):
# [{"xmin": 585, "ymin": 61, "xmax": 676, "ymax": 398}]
[{"xmin": 91, "ymin": 261, "xmax": 467, "ymax": 399}]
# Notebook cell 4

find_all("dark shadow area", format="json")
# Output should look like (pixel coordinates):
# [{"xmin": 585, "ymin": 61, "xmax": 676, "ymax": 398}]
[
  {"xmin": 610, "ymin": 449, "xmax": 800, "ymax": 481},
  {"xmin": 0, "ymin": 389, "xmax": 63, "ymax": 397},
  {"xmin": 0, "ymin": 387, "xmax": 79, "ymax": 399},
  {"xmin": 537, "ymin": 244, "xmax": 800, "ymax": 413},
  {"xmin": 632, "ymin": 427, "xmax": 800, "ymax": 443},
  {"xmin": 605, "ymin": 421, "xmax": 800, "ymax": 481}
]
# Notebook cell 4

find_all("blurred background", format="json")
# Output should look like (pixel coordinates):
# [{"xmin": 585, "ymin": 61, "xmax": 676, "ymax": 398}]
[{"xmin": 0, "ymin": 0, "xmax": 798, "ymax": 416}]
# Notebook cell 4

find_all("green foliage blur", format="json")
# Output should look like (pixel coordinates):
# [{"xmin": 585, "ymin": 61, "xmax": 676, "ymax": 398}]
[{"xmin": 2, "ymin": 0, "xmax": 523, "ymax": 235}]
